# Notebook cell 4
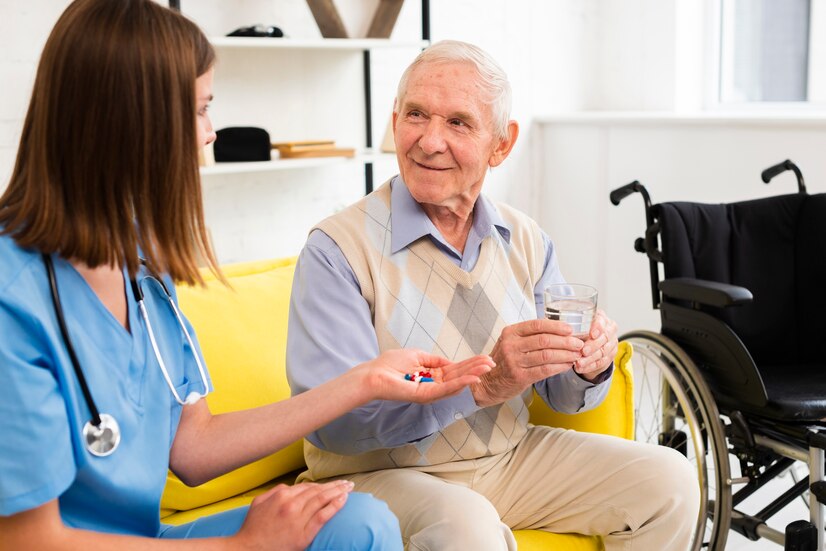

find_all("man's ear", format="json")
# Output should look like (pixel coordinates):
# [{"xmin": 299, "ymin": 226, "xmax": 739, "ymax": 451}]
[
  {"xmin": 392, "ymin": 98, "xmax": 399, "ymax": 133},
  {"xmin": 489, "ymin": 120, "xmax": 519, "ymax": 168}
]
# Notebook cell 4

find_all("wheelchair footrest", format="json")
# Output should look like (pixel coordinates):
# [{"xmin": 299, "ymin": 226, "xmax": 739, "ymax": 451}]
[
  {"xmin": 811, "ymin": 481, "xmax": 826, "ymax": 505},
  {"xmin": 785, "ymin": 520, "xmax": 817, "ymax": 551}
]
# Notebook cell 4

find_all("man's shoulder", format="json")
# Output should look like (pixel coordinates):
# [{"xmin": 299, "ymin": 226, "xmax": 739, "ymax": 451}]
[
  {"xmin": 485, "ymin": 197, "xmax": 544, "ymax": 240},
  {"xmin": 314, "ymin": 183, "xmax": 393, "ymax": 249}
]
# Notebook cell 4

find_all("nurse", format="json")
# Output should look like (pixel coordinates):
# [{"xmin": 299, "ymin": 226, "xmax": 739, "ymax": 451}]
[{"xmin": 0, "ymin": 1, "xmax": 494, "ymax": 549}]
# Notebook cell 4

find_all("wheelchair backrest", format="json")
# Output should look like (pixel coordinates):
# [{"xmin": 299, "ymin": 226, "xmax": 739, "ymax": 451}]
[{"xmin": 655, "ymin": 192, "xmax": 826, "ymax": 367}]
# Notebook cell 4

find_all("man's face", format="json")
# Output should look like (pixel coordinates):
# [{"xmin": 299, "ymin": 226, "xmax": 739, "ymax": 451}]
[{"xmin": 393, "ymin": 61, "xmax": 509, "ymax": 212}]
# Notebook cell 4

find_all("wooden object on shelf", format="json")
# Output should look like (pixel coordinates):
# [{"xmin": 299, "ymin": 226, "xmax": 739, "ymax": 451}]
[
  {"xmin": 306, "ymin": 0, "xmax": 348, "ymax": 38},
  {"xmin": 367, "ymin": 0, "xmax": 405, "ymax": 38},
  {"xmin": 274, "ymin": 140, "xmax": 355, "ymax": 159},
  {"xmin": 278, "ymin": 146, "xmax": 356, "ymax": 159},
  {"xmin": 272, "ymin": 140, "xmax": 335, "ymax": 152},
  {"xmin": 380, "ymin": 115, "xmax": 396, "ymax": 153}
]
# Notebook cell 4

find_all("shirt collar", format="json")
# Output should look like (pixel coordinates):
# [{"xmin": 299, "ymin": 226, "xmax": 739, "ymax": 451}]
[{"xmin": 389, "ymin": 175, "xmax": 512, "ymax": 254}]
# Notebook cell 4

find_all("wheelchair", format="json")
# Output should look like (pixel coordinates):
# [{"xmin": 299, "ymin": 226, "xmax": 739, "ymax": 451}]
[{"xmin": 610, "ymin": 160, "xmax": 826, "ymax": 550}]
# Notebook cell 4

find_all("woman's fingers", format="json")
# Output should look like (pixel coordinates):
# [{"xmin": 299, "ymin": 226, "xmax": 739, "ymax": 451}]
[{"xmin": 439, "ymin": 355, "xmax": 494, "ymax": 381}]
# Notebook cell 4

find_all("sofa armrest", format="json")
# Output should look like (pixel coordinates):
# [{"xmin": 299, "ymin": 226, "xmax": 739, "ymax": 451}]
[{"xmin": 527, "ymin": 342, "xmax": 634, "ymax": 440}]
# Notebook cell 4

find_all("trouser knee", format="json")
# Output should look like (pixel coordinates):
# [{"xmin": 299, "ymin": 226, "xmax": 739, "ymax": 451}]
[
  {"xmin": 639, "ymin": 445, "xmax": 702, "ymax": 525},
  {"xmin": 311, "ymin": 492, "xmax": 402, "ymax": 551},
  {"xmin": 406, "ymin": 490, "xmax": 514, "ymax": 551}
]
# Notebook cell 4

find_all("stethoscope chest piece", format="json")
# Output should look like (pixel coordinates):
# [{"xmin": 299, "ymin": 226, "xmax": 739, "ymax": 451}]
[{"xmin": 82, "ymin": 413, "xmax": 121, "ymax": 457}]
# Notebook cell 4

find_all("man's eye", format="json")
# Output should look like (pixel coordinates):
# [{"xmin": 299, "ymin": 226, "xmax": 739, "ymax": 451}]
[
  {"xmin": 449, "ymin": 119, "xmax": 466, "ymax": 127},
  {"xmin": 409, "ymin": 110, "xmax": 422, "ymax": 118}
]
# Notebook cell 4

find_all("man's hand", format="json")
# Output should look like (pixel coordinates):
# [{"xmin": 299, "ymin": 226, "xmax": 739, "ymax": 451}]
[
  {"xmin": 471, "ymin": 319, "xmax": 584, "ymax": 407},
  {"xmin": 573, "ymin": 309, "xmax": 618, "ymax": 382}
]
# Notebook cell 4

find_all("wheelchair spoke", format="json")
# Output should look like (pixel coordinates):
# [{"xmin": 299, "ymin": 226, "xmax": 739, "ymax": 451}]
[{"xmin": 624, "ymin": 332, "xmax": 732, "ymax": 551}]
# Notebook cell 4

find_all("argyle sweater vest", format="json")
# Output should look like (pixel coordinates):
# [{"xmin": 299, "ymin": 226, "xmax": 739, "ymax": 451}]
[{"xmin": 302, "ymin": 180, "xmax": 546, "ymax": 480}]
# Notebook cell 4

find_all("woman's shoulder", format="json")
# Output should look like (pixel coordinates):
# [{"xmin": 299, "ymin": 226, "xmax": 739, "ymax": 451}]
[{"xmin": 0, "ymin": 232, "xmax": 42, "ymax": 295}]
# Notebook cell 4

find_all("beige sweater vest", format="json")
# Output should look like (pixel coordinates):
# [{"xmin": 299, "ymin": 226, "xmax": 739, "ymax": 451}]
[{"xmin": 301, "ymin": 180, "xmax": 546, "ymax": 480}]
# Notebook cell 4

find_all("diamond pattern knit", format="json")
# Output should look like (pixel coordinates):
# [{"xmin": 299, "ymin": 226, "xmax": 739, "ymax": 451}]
[{"xmin": 302, "ymin": 181, "xmax": 546, "ymax": 479}]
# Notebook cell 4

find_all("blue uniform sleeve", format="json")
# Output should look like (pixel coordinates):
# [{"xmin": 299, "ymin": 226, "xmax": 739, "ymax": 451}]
[
  {"xmin": 286, "ymin": 230, "xmax": 480, "ymax": 455},
  {"xmin": 532, "ymin": 230, "xmax": 614, "ymax": 413},
  {"xmin": 0, "ymin": 296, "xmax": 76, "ymax": 516}
]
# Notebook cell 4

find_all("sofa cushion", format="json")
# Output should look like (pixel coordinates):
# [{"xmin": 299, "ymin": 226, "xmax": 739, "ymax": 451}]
[
  {"xmin": 513, "ymin": 529, "xmax": 603, "ymax": 550},
  {"xmin": 161, "ymin": 257, "xmax": 302, "ymax": 515}
]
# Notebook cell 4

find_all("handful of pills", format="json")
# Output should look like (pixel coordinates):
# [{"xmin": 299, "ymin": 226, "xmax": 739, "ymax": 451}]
[{"xmin": 404, "ymin": 371, "xmax": 434, "ymax": 383}]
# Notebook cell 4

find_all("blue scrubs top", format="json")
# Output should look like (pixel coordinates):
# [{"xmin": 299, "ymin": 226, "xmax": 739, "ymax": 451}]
[{"xmin": 0, "ymin": 234, "xmax": 211, "ymax": 535}]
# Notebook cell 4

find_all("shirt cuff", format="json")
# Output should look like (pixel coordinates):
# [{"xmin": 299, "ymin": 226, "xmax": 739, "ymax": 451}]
[
  {"xmin": 575, "ymin": 362, "xmax": 614, "ymax": 386},
  {"xmin": 432, "ymin": 387, "xmax": 481, "ymax": 427}
]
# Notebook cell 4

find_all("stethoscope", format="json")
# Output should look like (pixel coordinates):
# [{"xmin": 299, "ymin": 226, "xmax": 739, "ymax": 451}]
[{"xmin": 43, "ymin": 254, "xmax": 210, "ymax": 457}]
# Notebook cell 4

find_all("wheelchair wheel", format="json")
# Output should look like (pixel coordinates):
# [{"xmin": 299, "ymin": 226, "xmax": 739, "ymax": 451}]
[{"xmin": 622, "ymin": 331, "xmax": 732, "ymax": 551}]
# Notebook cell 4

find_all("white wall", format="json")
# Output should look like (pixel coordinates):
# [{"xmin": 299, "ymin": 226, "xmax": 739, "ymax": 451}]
[
  {"xmin": 536, "ymin": 113, "xmax": 826, "ymax": 333},
  {"xmin": 0, "ymin": 0, "xmax": 598, "ymax": 263}
]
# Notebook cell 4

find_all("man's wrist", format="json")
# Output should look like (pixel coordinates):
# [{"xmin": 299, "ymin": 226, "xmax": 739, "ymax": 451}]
[{"xmin": 576, "ymin": 362, "xmax": 614, "ymax": 384}]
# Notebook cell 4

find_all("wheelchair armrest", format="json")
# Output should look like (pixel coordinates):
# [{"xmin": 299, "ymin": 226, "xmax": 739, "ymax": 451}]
[{"xmin": 659, "ymin": 278, "xmax": 753, "ymax": 308}]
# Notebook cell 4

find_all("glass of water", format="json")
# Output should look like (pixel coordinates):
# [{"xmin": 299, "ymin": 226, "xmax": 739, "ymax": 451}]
[{"xmin": 544, "ymin": 283, "xmax": 598, "ymax": 339}]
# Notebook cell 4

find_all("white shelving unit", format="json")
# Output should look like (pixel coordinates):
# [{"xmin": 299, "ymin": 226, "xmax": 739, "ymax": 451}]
[
  {"xmin": 200, "ymin": 36, "xmax": 428, "ymax": 191},
  {"xmin": 174, "ymin": 1, "xmax": 432, "ymax": 261}
]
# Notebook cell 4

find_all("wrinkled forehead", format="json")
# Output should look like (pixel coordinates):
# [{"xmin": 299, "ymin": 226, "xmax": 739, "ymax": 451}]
[
  {"xmin": 401, "ymin": 61, "xmax": 493, "ymax": 117},
  {"xmin": 406, "ymin": 60, "xmax": 485, "ymax": 93}
]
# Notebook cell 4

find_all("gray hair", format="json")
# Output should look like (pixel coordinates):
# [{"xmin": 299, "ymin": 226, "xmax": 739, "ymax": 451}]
[{"xmin": 395, "ymin": 40, "xmax": 512, "ymax": 140}]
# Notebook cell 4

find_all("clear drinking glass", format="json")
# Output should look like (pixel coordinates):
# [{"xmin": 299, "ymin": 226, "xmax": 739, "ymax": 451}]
[{"xmin": 544, "ymin": 283, "xmax": 598, "ymax": 339}]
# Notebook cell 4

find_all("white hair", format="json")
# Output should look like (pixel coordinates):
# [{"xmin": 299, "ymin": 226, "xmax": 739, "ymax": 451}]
[{"xmin": 395, "ymin": 40, "xmax": 512, "ymax": 140}]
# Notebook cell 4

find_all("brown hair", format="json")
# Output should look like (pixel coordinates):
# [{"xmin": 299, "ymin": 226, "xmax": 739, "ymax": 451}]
[{"xmin": 0, "ymin": 0, "xmax": 218, "ymax": 285}]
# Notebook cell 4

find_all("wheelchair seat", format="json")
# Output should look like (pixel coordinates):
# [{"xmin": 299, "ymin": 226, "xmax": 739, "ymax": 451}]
[{"xmin": 655, "ymin": 192, "xmax": 826, "ymax": 422}]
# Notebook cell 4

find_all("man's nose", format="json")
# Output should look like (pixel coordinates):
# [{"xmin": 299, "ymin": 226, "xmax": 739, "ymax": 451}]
[{"xmin": 418, "ymin": 120, "xmax": 447, "ymax": 155}]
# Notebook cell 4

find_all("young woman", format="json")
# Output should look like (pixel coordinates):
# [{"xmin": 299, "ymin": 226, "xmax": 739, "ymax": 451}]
[{"xmin": 0, "ymin": 1, "xmax": 493, "ymax": 549}]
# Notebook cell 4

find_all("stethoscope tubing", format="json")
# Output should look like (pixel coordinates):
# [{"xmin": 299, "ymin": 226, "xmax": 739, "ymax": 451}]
[
  {"xmin": 44, "ymin": 253, "xmax": 103, "ymax": 427},
  {"xmin": 43, "ymin": 254, "xmax": 210, "ymax": 456}
]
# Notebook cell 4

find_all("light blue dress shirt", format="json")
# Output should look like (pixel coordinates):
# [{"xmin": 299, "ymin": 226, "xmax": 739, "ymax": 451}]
[{"xmin": 287, "ymin": 176, "xmax": 612, "ymax": 456}]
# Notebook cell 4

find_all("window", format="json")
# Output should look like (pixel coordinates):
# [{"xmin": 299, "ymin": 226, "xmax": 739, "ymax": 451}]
[{"xmin": 718, "ymin": 0, "xmax": 818, "ymax": 104}]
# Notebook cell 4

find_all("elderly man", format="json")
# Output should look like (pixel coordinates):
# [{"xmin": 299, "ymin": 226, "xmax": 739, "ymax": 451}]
[{"xmin": 287, "ymin": 40, "xmax": 699, "ymax": 550}]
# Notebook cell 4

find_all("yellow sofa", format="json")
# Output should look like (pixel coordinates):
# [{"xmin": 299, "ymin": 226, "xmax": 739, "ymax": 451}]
[{"xmin": 161, "ymin": 257, "xmax": 635, "ymax": 550}]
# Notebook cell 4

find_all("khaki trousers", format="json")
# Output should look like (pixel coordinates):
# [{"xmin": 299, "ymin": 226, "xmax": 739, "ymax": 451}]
[{"xmin": 347, "ymin": 426, "xmax": 700, "ymax": 551}]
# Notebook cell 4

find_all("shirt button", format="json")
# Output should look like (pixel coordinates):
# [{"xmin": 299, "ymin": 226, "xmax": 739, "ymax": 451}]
[{"xmin": 454, "ymin": 412, "xmax": 463, "ymax": 420}]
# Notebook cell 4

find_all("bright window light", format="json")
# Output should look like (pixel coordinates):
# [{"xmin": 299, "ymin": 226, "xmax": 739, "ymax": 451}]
[{"xmin": 718, "ymin": 0, "xmax": 811, "ymax": 103}]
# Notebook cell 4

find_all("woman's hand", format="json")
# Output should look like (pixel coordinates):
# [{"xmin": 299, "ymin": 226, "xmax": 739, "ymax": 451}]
[
  {"xmin": 233, "ymin": 481, "xmax": 354, "ymax": 551},
  {"xmin": 357, "ymin": 349, "xmax": 494, "ymax": 404}
]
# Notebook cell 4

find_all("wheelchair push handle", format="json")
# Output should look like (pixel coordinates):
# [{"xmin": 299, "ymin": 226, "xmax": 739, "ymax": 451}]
[
  {"xmin": 610, "ymin": 180, "xmax": 652, "ymax": 210},
  {"xmin": 609, "ymin": 180, "xmax": 661, "ymax": 309},
  {"xmin": 761, "ymin": 159, "xmax": 806, "ymax": 194}
]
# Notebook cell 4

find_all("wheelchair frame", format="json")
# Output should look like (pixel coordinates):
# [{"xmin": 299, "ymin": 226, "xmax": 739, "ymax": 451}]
[{"xmin": 610, "ymin": 162, "xmax": 826, "ymax": 551}]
